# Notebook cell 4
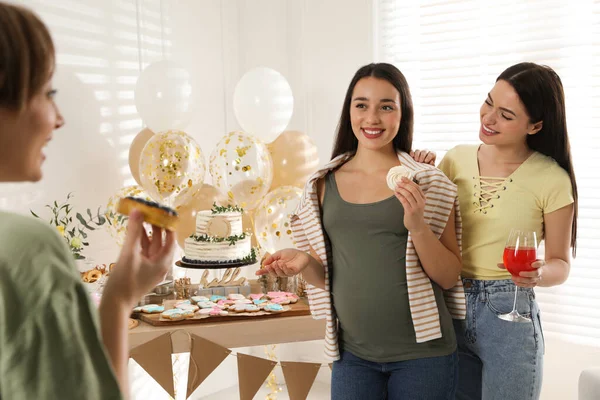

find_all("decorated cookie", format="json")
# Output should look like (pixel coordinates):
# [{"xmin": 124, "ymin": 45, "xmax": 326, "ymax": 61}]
[
  {"xmin": 231, "ymin": 304, "xmax": 259, "ymax": 313},
  {"xmin": 267, "ymin": 291, "xmax": 288, "ymax": 299},
  {"xmin": 253, "ymin": 299, "xmax": 268, "ymax": 305},
  {"xmin": 198, "ymin": 301, "xmax": 217, "ymax": 309},
  {"xmin": 191, "ymin": 296, "xmax": 209, "ymax": 303},
  {"xmin": 249, "ymin": 293, "xmax": 265, "ymax": 301},
  {"xmin": 177, "ymin": 303, "xmax": 199, "ymax": 312},
  {"xmin": 210, "ymin": 295, "xmax": 227, "ymax": 302},
  {"xmin": 271, "ymin": 297, "xmax": 291, "ymax": 305},
  {"xmin": 234, "ymin": 299, "xmax": 252, "ymax": 304},
  {"xmin": 209, "ymin": 307, "xmax": 229, "ymax": 316},
  {"xmin": 141, "ymin": 304, "xmax": 164, "ymax": 314},
  {"xmin": 198, "ymin": 308, "xmax": 212, "ymax": 315},
  {"xmin": 161, "ymin": 309, "xmax": 194, "ymax": 321},
  {"xmin": 228, "ymin": 293, "xmax": 246, "ymax": 301},
  {"xmin": 175, "ymin": 300, "xmax": 191, "ymax": 307},
  {"xmin": 287, "ymin": 294, "xmax": 299, "ymax": 304},
  {"xmin": 245, "ymin": 304, "xmax": 259, "ymax": 312},
  {"xmin": 264, "ymin": 303, "xmax": 285, "ymax": 313}
]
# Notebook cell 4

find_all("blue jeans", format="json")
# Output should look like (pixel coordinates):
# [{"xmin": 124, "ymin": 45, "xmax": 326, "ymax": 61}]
[
  {"xmin": 331, "ymin": 350, "xmax": 458, "ymax": 400},
  {"xmin": 454, "ymin": 279, "xmax": 545, "ymax": 400}
]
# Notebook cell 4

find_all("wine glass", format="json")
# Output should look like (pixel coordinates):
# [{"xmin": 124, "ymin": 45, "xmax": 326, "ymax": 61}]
[{"xmin": 498, "ymin": 229, "xmax": 537, "ymax": 323}]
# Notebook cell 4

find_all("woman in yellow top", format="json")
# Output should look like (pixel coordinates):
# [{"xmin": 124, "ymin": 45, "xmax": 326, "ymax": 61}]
[
  {"xmin": 418, "ymin": 62, "xmax": 577, "ymax": 400},
  {"xmin": 0, "ymin": 3, "xmax": 175, "ymax": 399}
]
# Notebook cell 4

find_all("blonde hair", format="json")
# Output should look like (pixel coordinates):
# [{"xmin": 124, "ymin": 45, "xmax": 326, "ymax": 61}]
[{"xmin": 0, "ymin": 2, "xmax": 55, "ymax": 111}]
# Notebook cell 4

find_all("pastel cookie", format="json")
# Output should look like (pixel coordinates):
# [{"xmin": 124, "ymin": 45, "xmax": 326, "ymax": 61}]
[
  {"xmin": 217, "ymin": 300, "xmax": 235, "ymax": 309},
  {"xmin": 210, "ymin": 295, "xmax": 227, "ymax": 302},
  {"xmin": 199, "ymin": 308, "xmax": 212, "ymax": 315},
  {"xmin": 175, "ymin": 300, "xmax": 191, "ymax": 307},
  {"xmin": 198, "ymin": 301, "xmax": 217, "ymax": 309},
  {"xmin": 214, "ymin": 301, "xmax": 227, "ymax": 310},
  {"xmin": 133, "ymin": 306, "xmax": 143, "ymax": 313},
  {"xmin": 192, "ymin": 296, "xmax": 209, "ymax": 303},
  {"xmin": 177, "ymin": 304, "xmax": 199, "ymax": 312},
  {"xmin": 287, "ymin": 294, "xmax": 299, "ymax": 304},
  {"xmin": 209, "ymin": 307, "xmax": 229, "ymax": 316},
  {"xmin": 234, "ymin": 299, "xmax": 252, "ymax": 304},
  {"xmin": 264, "ymin": 304, "xmax": 285, "ymax": 313},
  {"xmin": 161, "ymin": 309, "xmax": 194, "ymax": 320},
  {"xmin": 232, "ymin": 304, "xmax": 260, "ymax": 313},
  {"xmin": 271, "ymin": 297, "xmax": 291, "ymax": 305},
  {"xmin": 249, "ymin": 294, "xmax": 265, "ymax": 301},
  {"xmin": 253, "ymin": 299, "xmax": 267, "ymax": 305},
  {"xmin": 267, "ymin": 291, "xmax": 288, "ymax": 299},
  {"xmin": 228, "ymin": 293, "xmax": 246, "ymax": 301},
  {"xmin": 141, "ymin": 304, "xmax": 164, "ymax": 313},
  {"xmin": 386, "ymin": 165, "xmax": 414, "ymax": 191}
]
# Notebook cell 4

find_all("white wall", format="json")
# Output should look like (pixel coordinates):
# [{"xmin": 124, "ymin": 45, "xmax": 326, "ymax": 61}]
[{"xmin": 542, "ymin": 336, "xmax": 600, "ymax": 400}]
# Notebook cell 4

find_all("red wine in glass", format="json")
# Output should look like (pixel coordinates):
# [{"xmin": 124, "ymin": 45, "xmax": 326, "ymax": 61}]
[
  {"xmin": 503, "ymin": 247, "xmax": 537, "ymax": 277},
  {"xmin": 498, "ymin": 229, "xmax": 538, "ymax": 323}
]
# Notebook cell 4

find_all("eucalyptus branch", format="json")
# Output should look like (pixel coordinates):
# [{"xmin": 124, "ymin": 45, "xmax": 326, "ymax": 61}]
[
  {"xmin": 211, "ymin": 202, "xmax": 244, "ymax": 214},
  {"xmin": 190, "ymin": 232, "xmax": 248, "ymax": 246}
]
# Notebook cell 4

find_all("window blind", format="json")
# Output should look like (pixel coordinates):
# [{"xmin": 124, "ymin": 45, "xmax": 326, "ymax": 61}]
[{"xmin": 376, "ymin": 0, "xmax": 600, "ymax": 347}]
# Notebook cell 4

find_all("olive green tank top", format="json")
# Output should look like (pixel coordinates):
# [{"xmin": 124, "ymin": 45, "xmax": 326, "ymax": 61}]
[{"xmin": 322, "ymin": 171, "xmax": 456, "ymax": 362}]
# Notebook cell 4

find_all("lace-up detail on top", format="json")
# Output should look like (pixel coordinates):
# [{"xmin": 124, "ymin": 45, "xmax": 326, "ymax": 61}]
[{"xmin": 473, "ymin": 176, "xmax": 512, "ymax": 214}]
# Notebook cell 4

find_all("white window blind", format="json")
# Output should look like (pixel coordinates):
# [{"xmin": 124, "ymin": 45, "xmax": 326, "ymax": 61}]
[{"xmin": 376, "ymin": 0, "xmax": 600, "ymax": 347}]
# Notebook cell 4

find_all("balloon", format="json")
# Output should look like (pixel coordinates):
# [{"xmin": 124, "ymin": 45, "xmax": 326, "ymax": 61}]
[
  {"xmin": 209, "ymin": 131, "xmax": 273, "ymax": 210},
  {"xmin": 242, "ymin": 210, "xmax": 258, "ymax": 247},
  {"xmin": 128, "ymin": 128, "xmax": 154, "ymax": 186},
  {"xmin": 105, "ymin": 185, "xmax": 153, "ymax": 246},
  {"xmin": 175, "ymin": 184, "xmax": 228, "ymax": 249},
  {"xmin": 233, "ymin": 67, "xmax": 294, "ymax": 142},
  {"xmin": 268, "ymin": 130, "xmax": 319, "ymax": 190},
  {"xmin": 253, "ymin": 186, "xmax": 302, "ymax": 254},
  {"xmin": 134, "ymin": 60, "xmax": 195, "ymax": 132},
  {"xmin": 139, "ymin": 130, "xmax": 206, "ymax": 203},
  {"xmin": 172, "ymin": 183, "xmax": 203, "ymax": 209}
]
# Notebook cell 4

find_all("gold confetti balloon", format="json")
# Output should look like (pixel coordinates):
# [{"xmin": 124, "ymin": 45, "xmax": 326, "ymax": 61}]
[
  {"xmin": 139, "ymin": 130, "xmax": 206, "ymax": 204},
  {"xmin": 105, "ymin": 185, "xmax": 153, "ymax": 246},
  {"xmin": 209, "ymin": 131, "xmax": 273, "ymax": 210},
  {"xmin": 253, "ymin": 185, "xmax": 302, "ymax": 254}
]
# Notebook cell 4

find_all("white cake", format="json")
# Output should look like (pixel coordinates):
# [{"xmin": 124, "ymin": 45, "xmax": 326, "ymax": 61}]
[{"xmin": 183, "ymin": 205, "xmax": 253, "ymax": 264}]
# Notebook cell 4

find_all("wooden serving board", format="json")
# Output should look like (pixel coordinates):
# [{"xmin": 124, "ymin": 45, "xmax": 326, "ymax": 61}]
[{"xmin": 138, "ymin": 298, "xmax": 311, "ymax": 327}]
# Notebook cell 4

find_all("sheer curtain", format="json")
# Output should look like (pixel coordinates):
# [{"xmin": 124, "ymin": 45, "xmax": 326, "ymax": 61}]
[{"xmin": 376, "ymin": 0, "xmax": 600, "ymax": 347}]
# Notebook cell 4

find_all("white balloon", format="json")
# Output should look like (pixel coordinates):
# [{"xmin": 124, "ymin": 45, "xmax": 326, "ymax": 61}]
[
  {"xmin": 134, "ymin": 61, "xmax": 195, "ymax": 132},
  {"xmin": 233, "ymin": 67, "xmax": 294, "ymax": 143}
]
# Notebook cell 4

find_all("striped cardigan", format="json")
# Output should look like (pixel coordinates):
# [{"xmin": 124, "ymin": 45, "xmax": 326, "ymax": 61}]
[{"xmin": 290, "ymin": 151, "xmax": 467, "ymax": 360}]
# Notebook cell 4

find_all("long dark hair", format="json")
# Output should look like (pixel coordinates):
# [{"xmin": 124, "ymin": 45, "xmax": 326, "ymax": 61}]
[
  {"xmin": 498, "ymin": 62, "xmax": 578, "ymax": 255},
  {"xmin": 330, "ymin": 63, "xmax": 414, "ymax": 160}
]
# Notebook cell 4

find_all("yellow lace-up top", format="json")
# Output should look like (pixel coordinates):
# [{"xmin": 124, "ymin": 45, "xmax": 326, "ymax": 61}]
[
  {"xmin": 439, "ymin": 145, "xmax": 574, "ymax": 279},
  {"xmin": 473, "ymin": 176, "xmax": 510, "ymax": 214}
]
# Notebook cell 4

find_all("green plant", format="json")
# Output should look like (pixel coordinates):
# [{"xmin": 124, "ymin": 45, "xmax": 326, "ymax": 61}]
[
  {"xmin": 241, "ymin": 247, "xmax": 258, "ymax": 264},
  {"xmin": 189, "ymin": 232, "xmax": 248, "ymax": 246},
  {"xmin": 211, "ymin": 202, "xmax": 244, "ymax": 214},
  {"xmin": 31, "ymin": 192, "xmax": 116, "ymax": 260}
]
